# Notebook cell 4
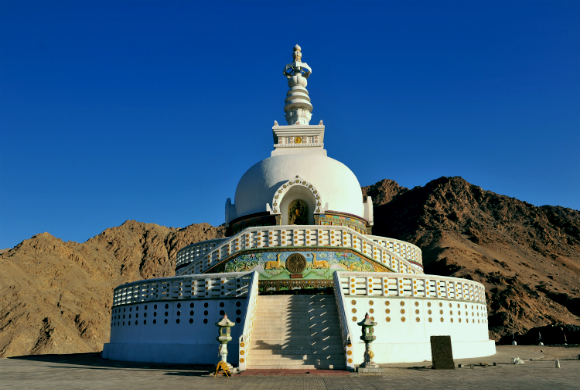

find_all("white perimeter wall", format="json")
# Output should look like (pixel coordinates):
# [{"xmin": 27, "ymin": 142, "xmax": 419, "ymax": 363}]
[
  {"xmin": 103, "ymin": 298, "xmax": 248, "ymax": 364},
  {"xmin": 341, "ymin": 296, "xmax": 495, "ymax": 364}
]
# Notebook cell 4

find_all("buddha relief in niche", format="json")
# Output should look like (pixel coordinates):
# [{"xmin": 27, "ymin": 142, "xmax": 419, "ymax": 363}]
[{"xmin": 288, "ymin": 200, "xmax": 308, "ymax": 225}]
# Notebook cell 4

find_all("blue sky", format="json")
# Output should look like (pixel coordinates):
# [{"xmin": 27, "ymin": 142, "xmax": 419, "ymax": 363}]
[{"xmin": 1, "ymin": 1, "xmax": 579, "ymax": 249}]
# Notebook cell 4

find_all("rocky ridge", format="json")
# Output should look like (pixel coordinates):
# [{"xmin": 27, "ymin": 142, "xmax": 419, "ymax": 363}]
[
  {"xmin": 365, "ymin": 176, "xmax": 580, "ymax": 340},
  {"xmin": 0, "ymin": 221, "xmax": 225, "ymax": 358}
]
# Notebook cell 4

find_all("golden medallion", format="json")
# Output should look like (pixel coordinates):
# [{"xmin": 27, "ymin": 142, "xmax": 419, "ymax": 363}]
[{"xmin": 286, "ymin": 253, "xmax": 307, "ymax": 273}]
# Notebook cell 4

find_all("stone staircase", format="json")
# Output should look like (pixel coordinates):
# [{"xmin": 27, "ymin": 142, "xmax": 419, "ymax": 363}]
[{"xmin": 247, "ymin": 294, "xmax": 346, "ymax": 369}]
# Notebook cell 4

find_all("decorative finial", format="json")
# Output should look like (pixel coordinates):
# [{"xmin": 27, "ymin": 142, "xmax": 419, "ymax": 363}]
[
  {"xmin": 282, "ymin": 44, "xmax": 313, "ymax": 125},
  {"xmin": 274, "ymin": 120, "xmax": 278, "ymax": 126}
]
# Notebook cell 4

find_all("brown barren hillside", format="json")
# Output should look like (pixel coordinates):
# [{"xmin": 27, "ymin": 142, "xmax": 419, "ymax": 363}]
[
  {"xmin": 1, "ymin": 177, "xmax": 579, "ymax": 358},
  {"xmin": 364, "ymin": 176, "xmax": 580, "ymax": 340},
  {"xmin": 0, "ymin": 221, "xmax": 225, "ymax": 358}
]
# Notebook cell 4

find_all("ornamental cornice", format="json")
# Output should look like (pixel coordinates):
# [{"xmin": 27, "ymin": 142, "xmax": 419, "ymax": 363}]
[{"xmin": 273, "ymin": 143, "xmax": 324, "ymax": 148}]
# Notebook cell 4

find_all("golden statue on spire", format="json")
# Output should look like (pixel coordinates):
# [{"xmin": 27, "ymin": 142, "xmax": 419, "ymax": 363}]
[{"xmin": 292, "ymin": 44, "xmax": 302, "ymax": 62}]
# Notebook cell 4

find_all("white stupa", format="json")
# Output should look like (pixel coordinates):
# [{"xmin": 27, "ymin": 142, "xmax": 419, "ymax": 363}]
[{"xmin": 103, "ymin": 45, "xmax": 495, "ymax": 370}]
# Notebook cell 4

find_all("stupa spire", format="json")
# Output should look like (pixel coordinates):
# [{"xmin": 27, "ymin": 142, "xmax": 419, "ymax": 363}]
[{"xmin": 283, "ymin": 44, "xmax": 313, "ymax": 125}]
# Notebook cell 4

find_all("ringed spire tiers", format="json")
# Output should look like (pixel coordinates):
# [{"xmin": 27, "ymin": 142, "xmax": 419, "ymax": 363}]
[{"xmin": 283, "ymin": 44, "xmax": 313, "ymax": 125}]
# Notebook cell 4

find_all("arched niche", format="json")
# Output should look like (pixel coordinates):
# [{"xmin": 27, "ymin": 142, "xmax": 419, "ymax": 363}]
[
  {"xmin": 280, "ymin": 186, "xmax": 316, "ymax": 225},
  {"xmin": 271, "ymin": 176, "xmax": 322, "ymax": 225}
]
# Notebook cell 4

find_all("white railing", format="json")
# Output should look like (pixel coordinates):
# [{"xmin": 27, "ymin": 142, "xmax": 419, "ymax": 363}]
[
  {"xmin": 366, "ymin": 235, "xmax": 423, "ymax": 265},
  {"xmin": 175, "ymin": 238, "xmax": 227, "ymax": 268},
  {"xmin": 111, "ymin": 272, "xmax": 255, "ymax": 307},
  {"xmin": 238, "ymin": 271, "xmax": 259, "ymax": 372},
  {"xmin": 335, "ymin": 272, "xmax": 486, "ymax": 303},
  {"xmin": 333, "ymin": 271, "xmax": 355, "ymax": 371},
  {"xmin": 175, "ymin": 225, "xmax": 424, "ymax": 277}
]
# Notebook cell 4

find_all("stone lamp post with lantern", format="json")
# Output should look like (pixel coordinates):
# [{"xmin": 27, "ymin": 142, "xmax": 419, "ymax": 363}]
[
  {"xmin": 357, "ymin": 313, "xmax": 384, "ymax": 374},
  {"xmin": 214, "ymin": 313, "xmax": 235, "ymax": 377}
]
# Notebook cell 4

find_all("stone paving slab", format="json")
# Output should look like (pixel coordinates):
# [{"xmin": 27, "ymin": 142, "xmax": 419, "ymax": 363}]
[
  {"xmin": 1, "ymin": 346, "xmax": 580, "ymax": 390},
  {"xmin": 239, "ymin": 369, "xmax": 350, "ymax": 376}
]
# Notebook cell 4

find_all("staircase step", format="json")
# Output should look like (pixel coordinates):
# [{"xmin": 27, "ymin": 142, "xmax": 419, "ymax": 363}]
[
  {"xmin": 253, "ymin": 324, "xmax": 337, "ymax": 331},
  {"xmin": 250, "ymin": 340, "xmax": 343, "ymax": 346},
  {"xmin": 249, "ymin": 347, "xmax": 344, "ymax": 355},
  {"xmin": 248, "ymin": 364, "xmax": 347, "ymax": 370},
  {"xmin": 248, "ymin": 334, "xmax": 342, "ymax": 341},
  {"xmin": 248, "ymin": 355, "xmax": 346, "ymax": 364},
  {"xmin": 253, "ymin": 313, "xmax": 338, "ymax": 319}
]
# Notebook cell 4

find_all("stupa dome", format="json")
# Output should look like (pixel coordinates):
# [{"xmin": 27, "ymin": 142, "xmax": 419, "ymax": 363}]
[{"xmin": 234, "ymin": 153, "xmax": 364, "ymax": 220}]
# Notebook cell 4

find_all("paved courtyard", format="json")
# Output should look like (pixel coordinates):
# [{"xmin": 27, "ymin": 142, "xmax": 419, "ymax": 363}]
[{"xmin": 1, "ymin": 346, "xmax": 579, "ymax": 389}]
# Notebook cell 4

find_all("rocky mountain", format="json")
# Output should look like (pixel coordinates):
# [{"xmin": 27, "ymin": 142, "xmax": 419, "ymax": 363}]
[
  {"xmin": 361, "ymin": 178, "xmax": 408, "ymax": 206},
  {"xmin": 364, "ymin": 176, "xmax": 580, "ymax": 341},
  {"xmin": 1, "ymin": 176, "xmax": 579, "ymax": 358},
  {"xmin": 0, "ymin": 221, "xmax": 225, "ymax": 358}
]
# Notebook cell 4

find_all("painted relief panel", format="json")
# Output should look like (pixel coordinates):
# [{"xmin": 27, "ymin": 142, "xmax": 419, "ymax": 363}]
[{"xmin": 222, "ymin": 249, "xmax": 388, "ymax": 281}]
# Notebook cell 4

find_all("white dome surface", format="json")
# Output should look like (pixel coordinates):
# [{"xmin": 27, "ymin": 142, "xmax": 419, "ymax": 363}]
[{"xmin": 234, "ymin": 154, "xmax": 364, "ymax": 219}]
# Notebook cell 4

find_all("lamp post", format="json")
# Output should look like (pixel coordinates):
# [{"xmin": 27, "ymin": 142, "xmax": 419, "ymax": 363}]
[
  {"xmin": 358, "ymin": 313, "xmax": 379, "ymax": 369},
  {"xmin": 214, "ymin": 313, "xmax": 235, "ymax": 377}
]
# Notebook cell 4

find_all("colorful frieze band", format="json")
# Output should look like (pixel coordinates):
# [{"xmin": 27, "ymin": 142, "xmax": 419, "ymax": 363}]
[
  {"xmin": 315, "ymin": 212, "xmax": 371, "ymax": 235},
  {"xmin": 229, "ymin": 210, "xmax": 372, "ymax": 236},
  {"xmin": 205, "ymin": 248, "xmax": 393, "ymax": 282}
]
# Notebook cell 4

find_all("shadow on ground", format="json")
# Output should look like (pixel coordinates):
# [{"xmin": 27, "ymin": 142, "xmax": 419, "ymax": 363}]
[{"xmin": 7, "ymin": 352, "xmax": 213, "ymax": 376}]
